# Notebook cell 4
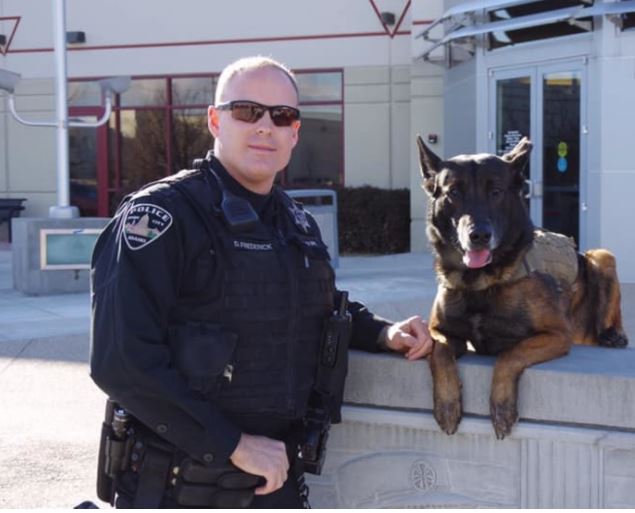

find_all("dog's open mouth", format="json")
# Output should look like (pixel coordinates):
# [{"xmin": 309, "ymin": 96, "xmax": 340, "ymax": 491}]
[{"xmin": 463, "ymin": 249, "xmax": 492, "ymax": 269}]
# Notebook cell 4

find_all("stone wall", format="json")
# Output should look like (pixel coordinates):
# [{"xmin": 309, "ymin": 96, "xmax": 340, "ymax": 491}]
[
  {"xmin": 307, "ymin": 346, "xmax": 635, "ymax": 508},
  {"xmin": 12, "ymin": 217, "xmax": 109, "ymax": 295}
]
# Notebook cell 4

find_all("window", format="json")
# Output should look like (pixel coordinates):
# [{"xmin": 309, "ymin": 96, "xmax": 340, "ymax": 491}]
[
  {"xmin": 70, "ymin": 69, "xmax": 344, "ymax": 215},
  {"xmin": 172, "ymin": 77, "xmax": 216, "ymax": 106},
  {"xmin": 296, "ymin": 72, "xmax": 342, "ymax": 102},
  {"xmin": 285, "ymin": 105, "xmax": 343, "ymax": 187},
  {"xmin": 68, "ymin": 81, "xmax": 102, "ymax": 107},
  {"xmin": 171, "ymin": 108, "xmax": 210, "ymax": 172},
  {"xmin": 281, "ymin": 70, "xmax": 343, "ymax": 188},
  {"xmin": 119, "ymin": 78, "xmax": 167, "ymax": 107}
]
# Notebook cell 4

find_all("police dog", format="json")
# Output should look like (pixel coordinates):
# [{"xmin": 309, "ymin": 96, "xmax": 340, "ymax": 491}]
[{"xmin": 417, "ymin": 136, "xmax": 628, "ymax": 439}]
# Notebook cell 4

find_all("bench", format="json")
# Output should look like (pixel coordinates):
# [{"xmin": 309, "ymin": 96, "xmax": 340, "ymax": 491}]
[{"xmin": 0, "ymin": 198, "xmax": 27, "ymax": 242}]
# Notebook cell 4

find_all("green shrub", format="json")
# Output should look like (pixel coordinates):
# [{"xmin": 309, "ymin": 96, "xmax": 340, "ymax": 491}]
[{"xmin": 336, "ymin": 186, "xmax": 410, "ymax": 255}]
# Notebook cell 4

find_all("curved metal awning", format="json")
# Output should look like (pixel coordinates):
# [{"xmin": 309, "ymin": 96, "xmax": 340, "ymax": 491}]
[
  {"xmin": 418, "ymin": 0, "xmax": 553, "ymax": 40},
  {"xmin": 417, "ymin": 0, "xmax": 635, "ymax": 63}
]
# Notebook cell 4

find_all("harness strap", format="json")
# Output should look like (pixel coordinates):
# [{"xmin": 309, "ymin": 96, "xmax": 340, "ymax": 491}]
[{"xmin": 132, "ymin": 443, "xmax": 173, "ymax": 508}]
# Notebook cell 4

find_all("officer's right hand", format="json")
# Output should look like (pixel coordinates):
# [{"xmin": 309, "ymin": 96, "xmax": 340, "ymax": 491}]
[{"xmin": 230, "ymin": 433, "xmax": 289, "ymax": 495}]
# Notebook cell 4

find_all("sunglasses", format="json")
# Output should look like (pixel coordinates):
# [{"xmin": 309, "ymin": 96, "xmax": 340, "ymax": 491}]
[{"xmin": 215, "ymin": 100, "xmax": 301, "ymax": 127}]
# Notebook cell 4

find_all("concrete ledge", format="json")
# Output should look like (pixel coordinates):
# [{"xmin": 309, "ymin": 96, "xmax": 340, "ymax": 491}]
[
  {"xmin": 308, "ymin": 346, "xmax": 635, "ymax": 508},
  {"xmin": 344, "ymin": 345, "xmax": 635, "ymax": 430}
]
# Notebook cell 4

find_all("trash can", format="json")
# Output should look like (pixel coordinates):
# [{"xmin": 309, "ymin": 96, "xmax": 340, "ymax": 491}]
[
  {"xmin": 287, "ymin": 189, "xmax": 339, "ymax": 268},
  {"xmin": 0, "ymin": 198, "xmax": 26, "ymax": 242}
]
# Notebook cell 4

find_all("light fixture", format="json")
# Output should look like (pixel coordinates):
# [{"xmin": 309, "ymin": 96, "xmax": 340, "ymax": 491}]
[
  {"xmin": 381, "ymin": 11, "xmax": 396, "ymax": 26},
  {"xmin": 0, "ymin": 69, "xmax": 21, "ymax": 94},
  {"xmin": 0, "ymin": 69, "xmax": 130, "ymax": 127},
  {"xmin": 66, "ymin": 31, "xmax": 86, "ymax": 44},
  {"xmin": 98, "ymin": 76, "xmax": 131, "ymax": 97},
  {"xmin": 0, "ymin": 68, "xmax": 130, "ymax": 218}
]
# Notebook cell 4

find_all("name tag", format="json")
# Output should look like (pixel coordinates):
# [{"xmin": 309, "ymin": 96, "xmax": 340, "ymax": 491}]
[{"xmin": 232, "ymin": 240, "xmax": 273, "ymax": 252}]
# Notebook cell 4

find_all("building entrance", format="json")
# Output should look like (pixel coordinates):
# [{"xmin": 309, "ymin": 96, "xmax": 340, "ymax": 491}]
[{"xmin": 489, "ymin": 60, "xmax": 586, "ymax": 247}]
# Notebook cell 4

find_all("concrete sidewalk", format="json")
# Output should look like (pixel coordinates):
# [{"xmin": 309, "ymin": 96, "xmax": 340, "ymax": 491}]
[
  {"xmin": 0, "ymin": 247, "xmax": 633, "ymax": 508},
  {"xmin": 0, "ymin": 249, "xmax": 436, "ymax": 344},
  {"xmin": 0, "ymin": 248, "xmax": 439, "ymax": 508}
]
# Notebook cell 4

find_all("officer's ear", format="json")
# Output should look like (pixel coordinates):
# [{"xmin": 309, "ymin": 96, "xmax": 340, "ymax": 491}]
[
  {"xmin": 291, "ymin": 120, "xmax": 301, "ymax": 149},
  {"xmin": 208, "ymin": 105, "xmax": 220, "ymax": 137}
]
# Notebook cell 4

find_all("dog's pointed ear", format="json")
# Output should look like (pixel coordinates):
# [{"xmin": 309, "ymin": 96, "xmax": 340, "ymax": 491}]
[
  {"xmin": 502, "ymin": 137, "xmax": 533, "ymax": 176},
  {"xmin": 417, "ymin": 135, "xmax": 442, "ymax": 196}
]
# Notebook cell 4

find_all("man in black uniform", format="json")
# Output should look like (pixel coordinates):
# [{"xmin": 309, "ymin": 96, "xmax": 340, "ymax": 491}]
[{"xmin": 90, "ymin": 56, "xmax": 433, "ymax": 508}]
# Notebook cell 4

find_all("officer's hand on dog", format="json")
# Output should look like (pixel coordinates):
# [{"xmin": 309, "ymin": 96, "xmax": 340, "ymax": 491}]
[
  {"xmin": 230, "ymin": 433, "xmax": 289, "ymax": 495},
  {"xmin": 385, "ymin": 315, "xmax": 434, "ymax": 360}
]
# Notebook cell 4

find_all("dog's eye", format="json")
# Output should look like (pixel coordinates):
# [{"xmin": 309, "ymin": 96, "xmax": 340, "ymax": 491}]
[
  {"xmin": 447, "ymin": 188, "xmax": 462, "ymax": 201},
  {"xmin": 490, "ymin": 188, "xmax": 503, "ymax": 199}
]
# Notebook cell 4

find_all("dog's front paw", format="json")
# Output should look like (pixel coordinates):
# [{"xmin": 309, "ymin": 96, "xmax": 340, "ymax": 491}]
[
  {"xmin": 490, "ymin": 398, "xmax": 518, "ymax": 440},
  {"xmin": 598, "ymin": 328, "xmax": 629, "ymax": 348},
  {"xmin": 433, "ymin": 399, "xmax": 462, "ymax": 435}
]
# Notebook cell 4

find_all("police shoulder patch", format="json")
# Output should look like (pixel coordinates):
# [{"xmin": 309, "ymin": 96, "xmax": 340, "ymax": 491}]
[
  {"xmin": 123, "ymin": 202, "xmax": 173, "ymax": 251},
  {"xmin": 288, "ymin": 201, "xmax": 311, "ymax": 233}
]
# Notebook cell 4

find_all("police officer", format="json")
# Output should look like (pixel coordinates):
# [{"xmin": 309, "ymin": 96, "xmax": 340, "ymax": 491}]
[{"xmin": 90, "ymin": 56, "xmax": 433, "ymax": 509}]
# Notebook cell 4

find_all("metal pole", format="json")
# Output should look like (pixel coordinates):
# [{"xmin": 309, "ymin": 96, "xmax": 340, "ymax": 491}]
[{"xmin": 50, "ymin": 0, "xmax": 78, "ymax": 218}]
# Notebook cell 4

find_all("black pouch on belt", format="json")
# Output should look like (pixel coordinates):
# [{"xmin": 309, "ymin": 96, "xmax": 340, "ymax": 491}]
[{"xmin": 172, "ymin": 458, "xmax": 264, "ymax": 508}]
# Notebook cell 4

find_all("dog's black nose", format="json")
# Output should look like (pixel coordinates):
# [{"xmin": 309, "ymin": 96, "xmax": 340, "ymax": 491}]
[{"xmin": 469, "ymin": 229, "xmax": 492, "ymax": 246}]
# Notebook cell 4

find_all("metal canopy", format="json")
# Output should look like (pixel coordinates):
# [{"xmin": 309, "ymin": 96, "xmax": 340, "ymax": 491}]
[
  {"xmin": 418, "ymin": 0, "xmax": 543, "ymax": 40},
  {"xmin": 418, "ymin": 0, "xmax": 635, "ymax": 62}
]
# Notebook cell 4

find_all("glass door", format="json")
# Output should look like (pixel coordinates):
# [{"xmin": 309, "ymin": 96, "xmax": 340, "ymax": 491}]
[
  {"xmin": 490, "ymin": 68, "xmax": 540, "ymax": 224},
  {"xmin": 489, "ymin": 60, "xmax": 586, "ymax": 247},
  {"xmin": 539, "ymin": 68, "xmax": 583, "ymax": 243}
]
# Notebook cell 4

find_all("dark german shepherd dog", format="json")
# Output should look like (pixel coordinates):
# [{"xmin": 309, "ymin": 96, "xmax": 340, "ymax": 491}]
[{"xmin": 417, "ymin": 135, "xmax": 628, "ymax": 439}]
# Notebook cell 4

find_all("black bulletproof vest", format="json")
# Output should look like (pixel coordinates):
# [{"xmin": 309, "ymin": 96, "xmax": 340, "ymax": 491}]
[{"xmin": 170, "ymin": 164, "xmax": 335, "ymax": 420}]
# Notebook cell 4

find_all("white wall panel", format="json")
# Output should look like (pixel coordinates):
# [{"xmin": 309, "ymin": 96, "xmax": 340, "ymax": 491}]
[
  {"xmin": 391, "ymin": 100, "xmax": 411, "ymax": 189},
  {"xmin": 6, "ymin": 115, "xmax": 56, "ymax": 192},
  {"xmin": 345, "ymin": 102, "xmax": 390, "ymax": 188},
  {"xmin": 600, "ymin": 172, "xmax": 635, "ymax": 283}
]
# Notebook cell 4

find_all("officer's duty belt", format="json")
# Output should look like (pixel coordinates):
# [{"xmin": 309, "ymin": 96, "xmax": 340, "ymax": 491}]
[{"xmin": 103, "ymin": 418, "xmax": 262, "ymax": 508}]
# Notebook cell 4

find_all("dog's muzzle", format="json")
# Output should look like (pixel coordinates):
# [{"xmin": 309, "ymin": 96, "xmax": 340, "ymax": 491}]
[{"xmin": 459, "ymin": 222, "xmax": 495, "ymax": 269}]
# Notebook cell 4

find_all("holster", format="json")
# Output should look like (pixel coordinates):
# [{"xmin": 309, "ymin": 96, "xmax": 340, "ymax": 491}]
[
  {"xmin": 96, "ymin": 399, "xmax": 133, "ymax": 505},
  {"xmin": 300, "ymin": 291, "xmax": 352, "ymax": 475},
  {"xmin": 171, "ymin": 458, "xmax": 263, "ymax": 508},
  {"xmin": 96, "ymin": 398, "xmax": 264, "ymax": 508},
  {"xmin": 300, "ymin": 394, "xmax": 331, "ymax": 475}
]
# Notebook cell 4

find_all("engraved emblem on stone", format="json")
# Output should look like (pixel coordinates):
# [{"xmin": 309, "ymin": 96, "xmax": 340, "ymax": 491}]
[{"xmin": 410, "ymin": 460, "xmax": 436, "ymax": 492}]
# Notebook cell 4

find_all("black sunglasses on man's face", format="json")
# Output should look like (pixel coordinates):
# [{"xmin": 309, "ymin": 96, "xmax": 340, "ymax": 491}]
[{"xmin": 215, "ymin": 100, "xmax": 301, "ymax": 127}]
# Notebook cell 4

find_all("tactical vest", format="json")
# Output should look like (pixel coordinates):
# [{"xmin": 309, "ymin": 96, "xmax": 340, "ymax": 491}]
[
  {"xmin": 509, "ymin": 229, "xmax": 579, "ymax": 289},
  {"xmin": 168, "ymin": 163, "xmax": 335, "ymax": 420}
]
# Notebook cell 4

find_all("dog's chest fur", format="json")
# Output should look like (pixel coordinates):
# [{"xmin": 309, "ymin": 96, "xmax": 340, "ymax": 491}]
[{"xmin": 438, "ymin": 285, "xmax": 534, "ymax": 355}]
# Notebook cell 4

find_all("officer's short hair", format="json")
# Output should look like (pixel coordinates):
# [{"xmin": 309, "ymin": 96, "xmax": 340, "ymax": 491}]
[{"xmin": 214, "ymin": 56, "xmax": 299, "ymax": 105}]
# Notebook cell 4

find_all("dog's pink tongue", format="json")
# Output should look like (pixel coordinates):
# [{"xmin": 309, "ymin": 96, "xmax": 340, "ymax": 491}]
[{"xmin": 463, "ymin": 249, "xmax": 491, "ymax": 269}]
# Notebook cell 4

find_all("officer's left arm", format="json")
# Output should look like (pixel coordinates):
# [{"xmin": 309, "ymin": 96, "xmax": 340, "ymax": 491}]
[
  {"xmin": 346, "ymin": 300, "xmax": 432, "ymax": 359},
  {"xmin": 347, "ymin": 299, "xmax": 391, "ymax": 352}
]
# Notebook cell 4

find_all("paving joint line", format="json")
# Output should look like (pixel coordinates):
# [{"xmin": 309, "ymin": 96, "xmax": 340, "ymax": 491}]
[{"xmin": 0, "ymin": 338, "xmax": 35, "ymax": 376}]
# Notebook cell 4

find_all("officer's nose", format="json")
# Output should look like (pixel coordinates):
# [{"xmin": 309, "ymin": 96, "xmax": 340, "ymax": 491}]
[{"xmin": 255, "ymin": 111, "xmax": 274, "ymax": 134}]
